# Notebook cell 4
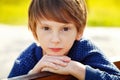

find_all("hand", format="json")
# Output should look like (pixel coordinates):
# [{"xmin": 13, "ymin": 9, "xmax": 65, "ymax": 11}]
[
  {"xmin": 29, "ymin": 55, "xmax": 85, "ymax": 80},
  {"xmin": 41, "ymin": 60, "xmax": 86, "ymax": 80},
  {"xmin": 41, "ymin": 61, "xmax": 72, "ymax": 75},
  {"xmin": 29, "ymin": 55, "xmax": 71, "ymax": 74}
]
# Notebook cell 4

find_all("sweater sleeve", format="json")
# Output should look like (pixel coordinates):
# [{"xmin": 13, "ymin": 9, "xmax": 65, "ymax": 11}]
[
  {"xmin": 8, "ymin": 43, "xmax": 38, "ymax": 78},
  {"xmin": 84, "ymin": 48, "xmax": 120, "ymax": 80},
  {"xmin": 68, "ymin": 39, "xmax": 120, "ymax": 80},
  {"xmin": 84, "ymin": 49, "xmax": 120, "ymax": 80},
  {"xmin": 8, "ymin": 53, "xmax": 37, "ymax": 78},
  {"xmin": 85, "ymin": 65, "xmax": 120, "ymax": 80},
  {"xmin": 77, "ymin": 39, "xmax": 120, "ymax": 80},
  {"xmin": 83, "ymin": 46, "xmax": 120, "ymax": 80}
]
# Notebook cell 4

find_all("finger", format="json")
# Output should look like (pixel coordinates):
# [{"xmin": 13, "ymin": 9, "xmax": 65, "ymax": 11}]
[
  {"xmin": 47, "ymin": 59, "xmax": 68, "ymax": 67},
  {"xmin": 41, "ymin": 66, "xmax": 69, "ymax": 75},
  {"xmin": 58, "ymin": 56, "xmax": 71, "ymax": 62},
  {"xmin": 47, "ymin": 55, "xmax": 71, "ymax": 62},
  {"xmin": 41, "ymin": 67, "xmax": 53, "ymax": 72},
  {"xmin": 43, "ymin": 61, "xmax": 59, "ymax": 70},
  {"xmin": 43, "ymin": 55, "xmax": 71, "ymax": 67},
  {"xmin": 33, "ymin": 60, "xmax": 58, "ymax": 72},
  {"xmin": 41, "ymin": 67, "xmax": 59, "ymax": 74}
]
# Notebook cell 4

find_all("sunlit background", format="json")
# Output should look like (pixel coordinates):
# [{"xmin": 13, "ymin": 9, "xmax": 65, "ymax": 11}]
[
  {"xmin": 0, "ymin": 0, "xmax": 120, "ymax": 79},
  {"xmin": 0, "ymin": 0, "xmax": 120, "ymax": 26}
]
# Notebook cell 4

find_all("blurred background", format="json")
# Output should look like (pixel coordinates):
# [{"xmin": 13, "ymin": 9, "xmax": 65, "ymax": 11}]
[
  {"xmin": 0, "ymin": 0, "xmax": 120, "ymax": 79},
  {"xmin": 1, "ymin": 0, "xmax": 120, "ymax": 26}
]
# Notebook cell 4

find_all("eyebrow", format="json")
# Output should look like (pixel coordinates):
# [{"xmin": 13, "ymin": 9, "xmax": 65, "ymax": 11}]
[{"xmin": 40, "ymin": 22, "xmax": 70, "ymax": 27}]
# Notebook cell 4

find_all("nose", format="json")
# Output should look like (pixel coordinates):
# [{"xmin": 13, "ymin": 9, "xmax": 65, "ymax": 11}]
[{"xmin": 51, "ymin": 33, "xmax": 60, "ymax": 43}]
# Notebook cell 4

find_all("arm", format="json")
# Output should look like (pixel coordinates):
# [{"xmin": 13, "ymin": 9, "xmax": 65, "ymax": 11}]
[
  {"xmin": 83, "ymin": 52, "xmax": 120, "ymax": 80},
  {"xmin": 8, "ymin": 51, "xmax": 37, "ymax": 77},
  {"xmin": 8, "ymin": 59, "xmax": 28, "ymax": 78},
  {"xmin": 27, "ymin": 54, "xmax": 86, "ymax": 80},
  {"xmin": 8, "ymin": 43, "xmax": 38, "ymax": 78},
  {"xmin": 85, "ymin": 65, "xmax": 120, "ymax": 80},
  {"xmin": 29, "ymin": 54, "xmax": 120, "ymax": 80},
  {"xmin": 67, "ymin": 39, "xmax": 120, "ymax": 80},
  {"xmin": 43, "ymin": 55, "xmax": 120, "ymax": 80}
]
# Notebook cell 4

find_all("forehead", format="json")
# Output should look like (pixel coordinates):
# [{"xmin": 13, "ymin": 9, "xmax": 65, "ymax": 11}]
[{"xmin": 37, "ymin": 19, "xmax": 75, "ymax": 27}]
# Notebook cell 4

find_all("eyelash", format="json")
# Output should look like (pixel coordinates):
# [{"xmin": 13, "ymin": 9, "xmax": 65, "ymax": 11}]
[
  {"xmin": 62, "ymin": 27, "xmax": 70, "ymax": 31},
  {"xmin": 42, "ymin": 27, "xmax": 50, "ymax": 30},
  {"xmin": 41, "ymin": 26, "xmax": 70, "ymax": 32}
]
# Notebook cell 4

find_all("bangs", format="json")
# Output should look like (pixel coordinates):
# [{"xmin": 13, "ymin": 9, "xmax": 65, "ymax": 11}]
[{"xmin": 32, "ymin": 0, "xmax": 77, "ymax": 23}]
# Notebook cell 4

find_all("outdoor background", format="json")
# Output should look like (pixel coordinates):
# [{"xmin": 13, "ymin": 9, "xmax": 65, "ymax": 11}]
[{"xmin": 0, "ymin": 0, "xmax": 120, "ymax": 79}]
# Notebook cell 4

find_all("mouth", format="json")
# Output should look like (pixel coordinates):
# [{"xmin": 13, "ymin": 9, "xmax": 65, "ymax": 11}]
[{"xmin": 49, "ymin": 48, "xmax": 62, "ymax": 52}]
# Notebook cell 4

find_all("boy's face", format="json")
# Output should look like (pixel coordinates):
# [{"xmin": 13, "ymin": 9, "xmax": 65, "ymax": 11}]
[{"xmin": 36, "ymin": 20, "xmax": 82, "ymax": 56}]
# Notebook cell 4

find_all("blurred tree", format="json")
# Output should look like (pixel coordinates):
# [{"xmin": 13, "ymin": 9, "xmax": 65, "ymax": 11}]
[
  {"xmin": 85, "ymin": 0, "xmax": 89, "ymax": 10},
  {"xmin": 0, "ymin": 0, "xmax": 23, "ymax": 5}
]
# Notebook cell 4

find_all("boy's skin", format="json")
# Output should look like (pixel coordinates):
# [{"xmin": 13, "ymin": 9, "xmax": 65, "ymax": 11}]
[{"xmin": 29, "ymin": 20, "xmax": 85, "ymax": 80}]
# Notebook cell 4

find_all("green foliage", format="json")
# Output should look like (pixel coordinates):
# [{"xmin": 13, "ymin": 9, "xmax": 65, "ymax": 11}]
[
  {"xmin": 0, "ymin": 0, "xmax": 120, "ymax": 27},
  {"xmin": 0, "ymin": 0, "xmax": 30, "ymax": 25},
  {"xmin": 0, "ymin": 0, "xmax": 23, "ymax": 5},
  {"xmin": 87, "ymin": 0, "xmax": 120, "ymax": 27}
]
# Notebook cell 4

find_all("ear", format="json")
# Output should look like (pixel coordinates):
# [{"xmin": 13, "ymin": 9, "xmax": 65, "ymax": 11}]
[{"xmin": 76, "ymin": 33, "xmax": 83, "ymax": 41}]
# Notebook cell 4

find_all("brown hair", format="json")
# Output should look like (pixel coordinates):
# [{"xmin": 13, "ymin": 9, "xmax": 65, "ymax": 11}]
[{"xmin": 28, "ymin": 0, "xmax": 87, "ymax": 40}]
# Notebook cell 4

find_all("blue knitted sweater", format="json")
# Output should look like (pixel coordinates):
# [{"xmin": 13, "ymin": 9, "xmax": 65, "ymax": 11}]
[{"xmin": 8, "ymin": 38, "xmax": 120, "ymax": 80}]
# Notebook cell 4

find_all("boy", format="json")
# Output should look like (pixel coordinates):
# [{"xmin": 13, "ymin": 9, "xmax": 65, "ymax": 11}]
[{"xmin": 8, "ymin": 0, "xmax": 120, "ymax": 80}]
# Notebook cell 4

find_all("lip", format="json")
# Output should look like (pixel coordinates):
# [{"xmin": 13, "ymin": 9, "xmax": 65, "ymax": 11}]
[{"xmin": 49, "ymin": 48, "xmax": 62, "ymax": 52}]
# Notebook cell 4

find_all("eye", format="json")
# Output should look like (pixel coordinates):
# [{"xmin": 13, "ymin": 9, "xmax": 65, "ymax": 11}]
[
  {"xmin": 43, "ymin": 27, "xmax": 50, "ymax": 30},
  {"xmin": 63, "ymin": 27, "xmax": 69, "ymax": 31}
]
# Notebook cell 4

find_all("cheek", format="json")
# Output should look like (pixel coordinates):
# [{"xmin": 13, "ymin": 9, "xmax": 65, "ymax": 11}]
[
  {"xmin": 36, "ymin": 32, "xmax": 48, "ymax": 46},
  {"xmin": 37, "ymin": 37, "xmax": 48, "ymax": 46},
  {"xmin": 62, "ymin": 32, "xmax": 77, "ymax": 45},
  {"xmin": 63, "ymin": 38, "xmax": 75, "ymax": 50},
  {"xmin": 62, "ymin": 41, "xmax": 74, "ymax": 55},
  {"xmin": 64, "ymin": 34, "xmax": 76, "ymax": 42},
  {"xmin": 64, "ymin": 34, "xmax": 76, "ymax": 49}
]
